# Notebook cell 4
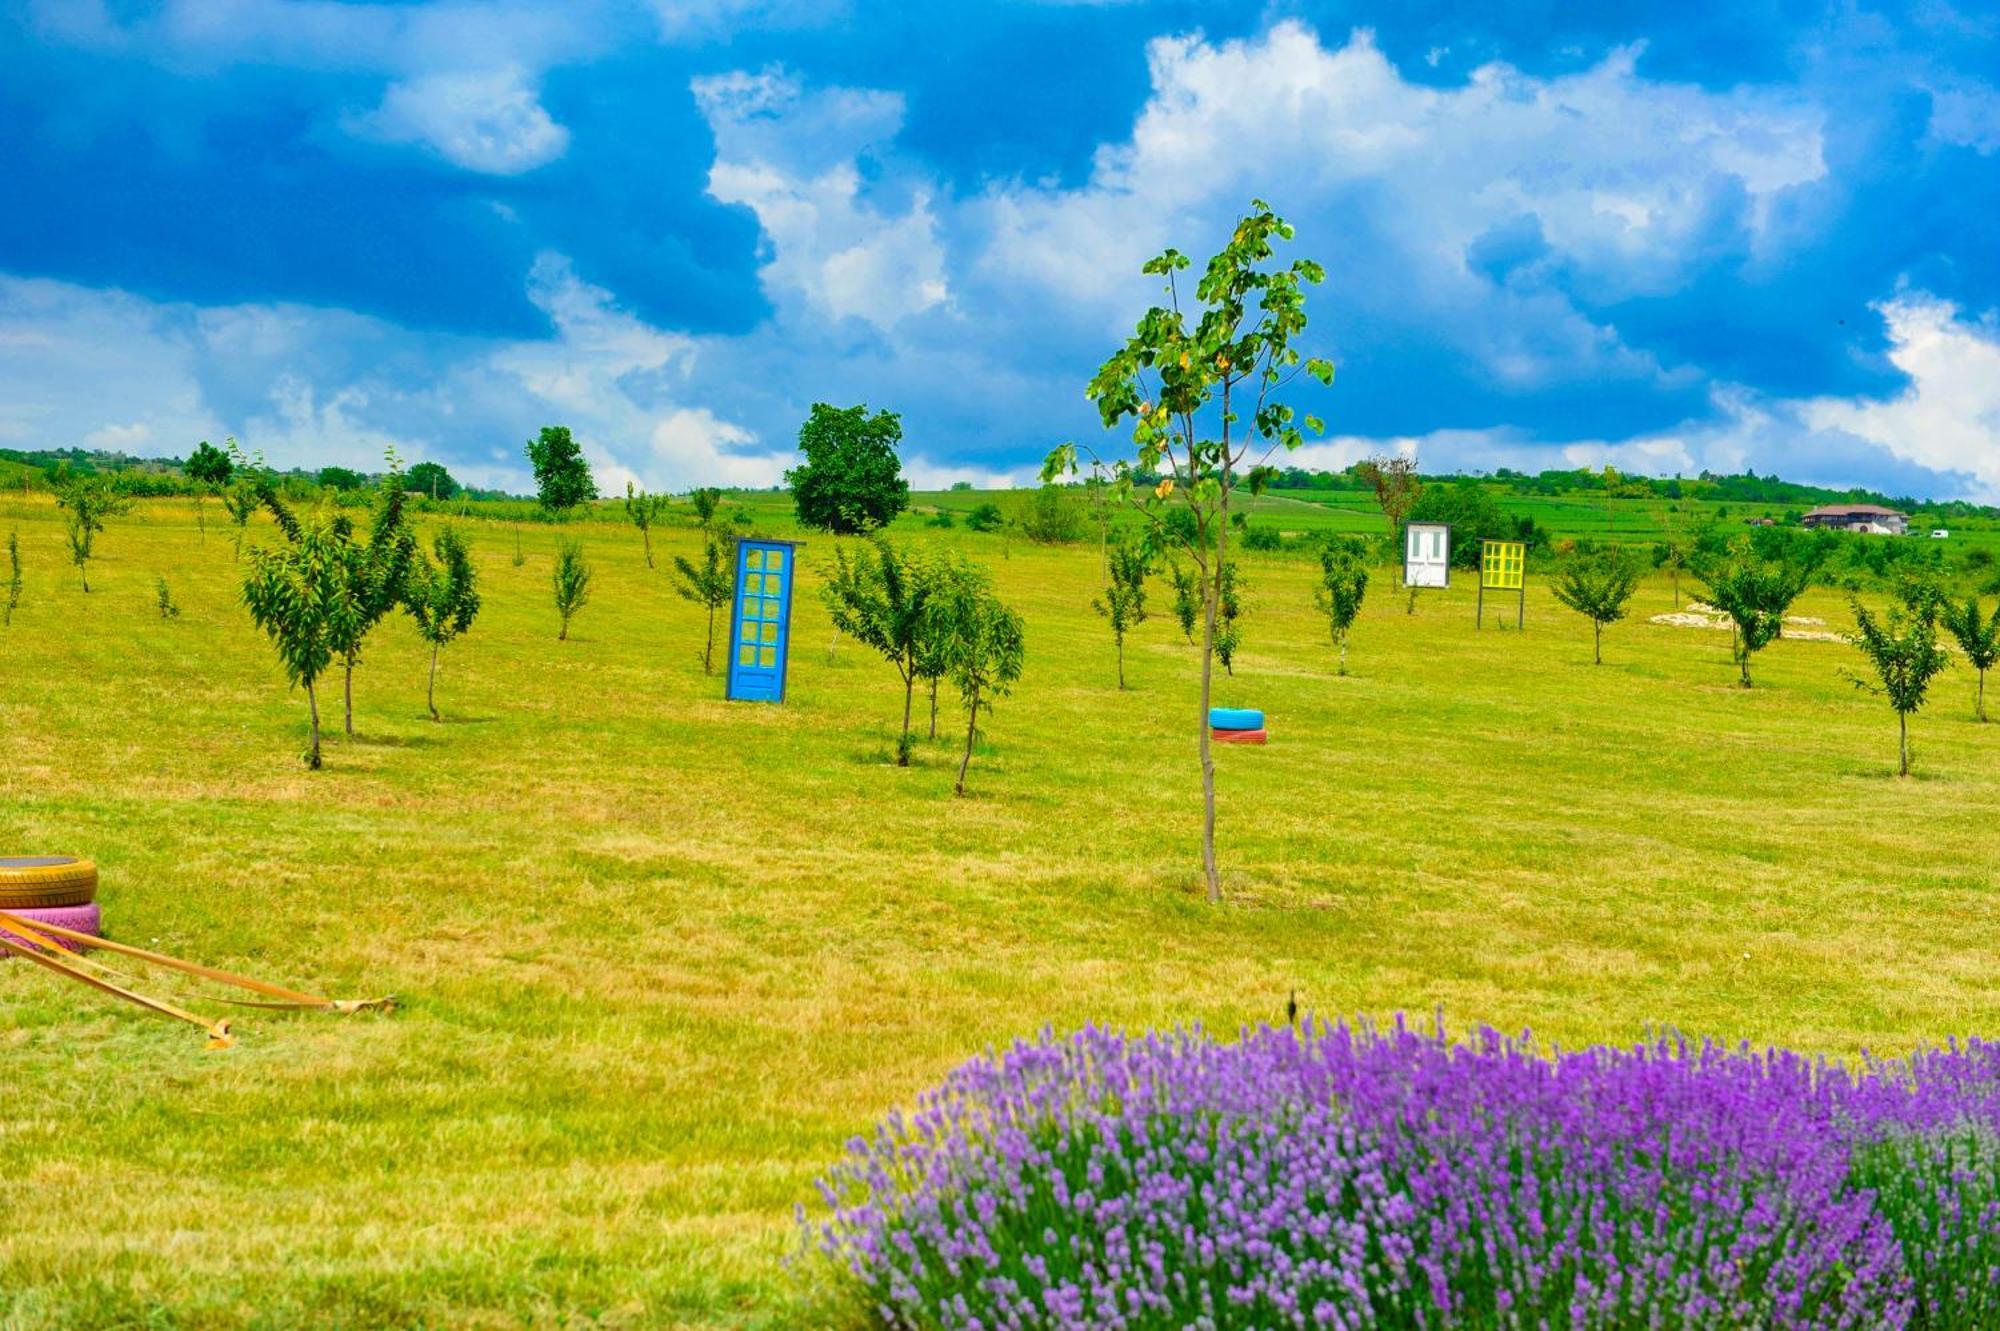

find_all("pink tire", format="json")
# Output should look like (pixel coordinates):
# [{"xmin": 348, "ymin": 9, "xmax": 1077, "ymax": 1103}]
[{"xmin": 0, "ymin": 902, "xmax": 102, "ymax": 955}]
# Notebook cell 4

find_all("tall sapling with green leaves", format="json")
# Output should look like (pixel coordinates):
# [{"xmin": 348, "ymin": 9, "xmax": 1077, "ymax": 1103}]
[
  {"xmin": 624, "ymin": 483, "xmax": 670, "ymax": 568},
  {"xmin": 821, "ymin": 537, "xmax": 939, "ymax": 765},
  {"xmin": 185, "ymin": 440, "xmax": 233, "ymax": 541},
  {"xmin": 240, "ymin": 510, "xmax": 345, "ymax": 769},
  {"xmin": 1847, "ymin": 583, "xmax": 1951, "ymax": 777},
  {"xmin": 403, "ymin": 526, "xmax": 482, "ymax": 720},
  {"xmin": 1941, "ymin": 596, "xmax": 2000, "ymax": 722},
  {"xmin": 1696, "ymin": 545, "xmax": 1815, "ymax": 687},
  {"xmin": 671, "ymin": 531, "xmax": 734, "ymax": 674},
  {"xmin": 52, "ymin": 469, "xmax": 131, "ymax": 593},
  {"xmin": 929, "ymin": 564, "xmax": 1025, "ymax": 797},
  {"xmin": 1094, "ymin": 538, "xmax": 1151, "ymax": 689},
  {"xmin": 1312, "ymin": 538, "xmax": 1369, "ymax": 674},
  {"xmin": 553, "ymin": 540, "xmax": 592, "ymax": 640},
  {"xmin": 1044, "ymin": 199, "xmax": 1333, "ymax": 902},
  {"xmin": 1551, "ymin": 548, "xmax": 1642, "ymax": 665}
]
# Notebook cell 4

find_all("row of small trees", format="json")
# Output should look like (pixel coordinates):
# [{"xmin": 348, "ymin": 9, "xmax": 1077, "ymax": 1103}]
[
  {"xmin": 821, "ymin": 536, "xmax": 1024, "ymax": 795},
  {"xmin": 240, "ymin": 457, "xmax": 481, "ymax": 767}
]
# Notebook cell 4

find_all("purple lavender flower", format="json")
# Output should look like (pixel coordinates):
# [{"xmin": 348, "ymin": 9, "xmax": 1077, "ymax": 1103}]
[{"xmin": 807, "ymin": 1021, "xmax": 2000, "ymax": 1329}]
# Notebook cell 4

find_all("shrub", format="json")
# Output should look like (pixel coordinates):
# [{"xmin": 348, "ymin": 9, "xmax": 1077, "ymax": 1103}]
[
  {"xmin": 154, "ymin": 576, "xmax": 180, "ymax": 620},
  {"xmin": 810, "ymin": 1022, "xmax": 2000, "ymax": 1331},
  {"xmin": 964, "ymin": 502, "xmax": 1004, "ymax": 533},
  {"xmin": 925, "ymin": 509, "xmax": 955, "ymax": 529},
  {"xmin": 1016, "ymin": 483, "xmax": 1087, "ymax": 544},
  {"xmin": 1407, "ymin": 478, "xmax": 1509, "ymax": 569},
  {"xmin": 1237, "ymin": 521, "xmax": 1283, "ymax": 552}
]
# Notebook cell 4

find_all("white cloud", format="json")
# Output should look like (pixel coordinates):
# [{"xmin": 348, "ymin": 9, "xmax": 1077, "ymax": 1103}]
[
  {"xmin": 975, "ymin": 23, "xmax": 1825, "ymax": 381},
  {"xmin": 1801, "ymin": 295, "xmax": 2000, "ymax": 498},
  {"xmin": 694, "ymin": 69, "xmax": 951, "ymax": 331},
  {"xmin": 349, "ymin": 67, "xmax": 570, "ymax": 174},
  {"xmin": 1927, "ymin": 79, "xmax": 2000, "ymax": 153}
]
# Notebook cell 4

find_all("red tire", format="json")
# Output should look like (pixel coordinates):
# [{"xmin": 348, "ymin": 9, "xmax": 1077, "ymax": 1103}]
[
  {"xmin": 0, "ymin": 902, "xmax": 102, "ymax": 955},
  {"xmin": 1212, "ymin": 727, "xmax": 1268, "ymax": 745}
]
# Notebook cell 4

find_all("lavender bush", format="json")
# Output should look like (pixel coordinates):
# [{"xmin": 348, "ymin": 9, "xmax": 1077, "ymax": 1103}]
[{"xmin": 806, "ymin": 1021, "xmax": 2000, "ymax": 1329}]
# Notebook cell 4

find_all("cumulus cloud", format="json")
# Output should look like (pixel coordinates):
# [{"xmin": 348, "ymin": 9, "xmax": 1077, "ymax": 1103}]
[
  {"xmin": 349, "ymin": 67, "xmax": 570, "ymax": 174},
  {"xmin": 694, "ymin": 68, "xmax": 950, "ymax": 331},
  {"xmin": 1801, "ymin": 295, "xmax": 2000, "ymax": 499}
]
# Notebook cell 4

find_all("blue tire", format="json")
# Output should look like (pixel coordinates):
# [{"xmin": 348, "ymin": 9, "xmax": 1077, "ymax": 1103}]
[{"xmin": 1208, "ymin": 707, "xmax": 1264, "ymax": 731}]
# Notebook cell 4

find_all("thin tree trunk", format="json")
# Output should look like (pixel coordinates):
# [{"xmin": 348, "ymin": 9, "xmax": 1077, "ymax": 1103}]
[
  {"xmin": 956, "ymin": 687, "xmax": 979, "ymax": 796},
  {"xmin": 1979, "ymin": 669, "xmax": 1988, "ymax": 723},
  {"xmin": 1899, "ymin": 711, "xmax": 1909, "ymax": 777},
  {"xmin": 1116, "ymin": 635, "xmax": 1126, "ymax": 690},
  {"xmin": 343, "ymin": 656, "xmax": 355, "ymax": 735},
  {"xmin": 898, "ymin": 672, "xmax": 914, "ymax": 766},
  {"xmin": 1199, "ymin": 552, "xmax": 1220, "ymax": 904},
  {"xmin": 427, "ymin": 644, "xmax": 441, "ymax": 721},
  {"xmin": 559, "ymin": 614, "xmax": 569, "ymax": 642},
  {"xmin": 928, "ymin": 678, "xmax": 939, "ymax": 739},
  {"xmin": 642, "ymin": 527, "xmax": 654, "ymax": 569},
  {"xmin": 703, "ymin": 604, "xmax": 715, "ymax": 674},
  {"xmin": 1338, "ymin": 631, "xmax": 1348, "ymax": 676},
  {"xmin": 305, "ymin": 680, "xmax": 323, "ymax": 770},
  {"xmin": 1594, "ymin": 620, "xmax": 1602, "ymax": 665}
]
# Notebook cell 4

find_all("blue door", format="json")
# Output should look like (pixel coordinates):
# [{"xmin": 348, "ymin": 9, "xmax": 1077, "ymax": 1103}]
[{"xmin": 726, "ymin": 540, "xmax": 797, "ymax": 702}]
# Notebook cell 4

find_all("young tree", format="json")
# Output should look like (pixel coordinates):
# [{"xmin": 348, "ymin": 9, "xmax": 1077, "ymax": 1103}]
[
  {"xmin": 51, "ymin": 470, "xmax": 132, "ymax": 593},
  {"xmin": 1658, "ymin": 502, "xmax": 1687, "ymax": 608},
  {"xmin": 185, "ymin": 439, "xmax": 233, "ymax": 540},
  {"xmin": 670, "ymin": 532, "xmax": 733, "ymax": 674},
  {"xmin": 686, "ymin": 486, "xmax": 724, "ymax": 530},
  {"xmin": 1094, "ymin": 538, "xmax": 1151, "ymax": 688},
  {"xmin": 1941, "ymin": 596, "xmax": 2000, "ymax": 722},
  {"xmin": 1695, "ymin": 547, "xmax": 1814, "ymax": 687},
  {"xmin": 3, "ymin": 529, "xmax": 19, "ymax": 626},
  {"xmin": 240, "ymin": 511, "xmax": 345, "ymax": 769},
  {"xmin": 552, "ymin": 539, "xmax": 592, "ymax": 640},
  {"xmin": 1214, "ymin": 559, "xmax": 1245, "ymax": 676},
  {"xmin": 787, "ymin": 403, "xmax": 910, "ymax": 534},
  {"xmin": 1847, "ymin": 591, "xmax": 1950, "ymax": 777},
  {"xmin": 1312, "ymin": 538, "xmax": 1369, "ymax": 675},
  {"xmin": 1550, "ymin": 547, "xmax": 1642, "ymax": 664},
  {"xmin": 220, "ymin": 439, "xmax": 264, "ymax": 560},
  {"xmin": 154, "ymin": 576, "xmax": 180, "ymax": 620},
  {"xmin": 527, "ymin": 425, "xmax": 596, "ymax": 515},
  {"xmin": 1356, "ymin": 453, "xmax": 1422, "ymax": 588},
  {"xmin": 820, "ymin": 536, "xmax": 939, "ymax": 764},
  {"xmin": 624, "ymin": 482, "xmax": 670, "ymax": 568},
  {"xmin": 1043, "ymin": 199, "xmax": 1333, "ymax": 902},
  {"xmin": 1166, "ymin": 561, "xmax": 1199, "ymax": 643},
  {"xmin": 407, "ymin": 461, "xmax": 459, "ymax": 501},
  {"xmin": 258, "ymin": 465, "xmax": 414, "ymax": 736},
  {"xmin": 403, "ymin": 526, "xmax": 482, "ymax": 721},
  {"xmin": 929, "ymin": 564, "xmax": 1026, "ymax": 797}
]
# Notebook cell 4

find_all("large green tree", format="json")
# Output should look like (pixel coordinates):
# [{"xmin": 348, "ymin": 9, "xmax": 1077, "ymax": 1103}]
[
  {"xmin": 527, "ymin": 426, "xmax": 596, "ymax": 514},
  {"xmin": 787, "ymin": 403, "xmax": 910, "ymax": 534},
  {"xmin": 407, "ymin": 461, "xmax": 460, "ymax": 502},
  {"xmin": 1044, "ymin": 199, "xmax": 1333, "ymax": 901}
]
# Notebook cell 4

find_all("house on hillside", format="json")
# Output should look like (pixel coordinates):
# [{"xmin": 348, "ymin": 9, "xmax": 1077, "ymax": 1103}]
[{"xmin": 1800, "ymin": 504, "xmax": 1908, "ymax": 535}]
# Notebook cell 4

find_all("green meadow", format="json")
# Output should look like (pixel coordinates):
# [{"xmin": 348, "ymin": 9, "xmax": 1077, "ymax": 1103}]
[{"xmin": 4, "ymin": 490, "xmax": 2000, "ymax": 1329}]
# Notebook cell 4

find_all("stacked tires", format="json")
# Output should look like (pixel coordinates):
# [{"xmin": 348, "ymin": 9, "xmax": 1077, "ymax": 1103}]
[
  {"xmin": 1210, "ymin": 707, "xmax": 1268, "ymax": 746},
  {"xmin": 0, "ymin": 857, "xmax": 102, "ymax": 954}
]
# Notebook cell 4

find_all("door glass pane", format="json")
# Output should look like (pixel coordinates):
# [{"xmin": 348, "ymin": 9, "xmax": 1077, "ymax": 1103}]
[
  {"xmin": 765, "ymin": 549, "xmax": 784, "ymax": 571},
  {"xmin": 763, "ymin": 596, "xmax": 781, "ymax": 617},
  {"xmin": 758, "ymin": 646, "xmax": 776, "ymax": 667},
  {"xmin": 746, "ymin": 550, "xmax": 764, "ymax": 570},
  {"xmin": 738, "ymin": 643, "xmax": 756, "ymax": 666}
]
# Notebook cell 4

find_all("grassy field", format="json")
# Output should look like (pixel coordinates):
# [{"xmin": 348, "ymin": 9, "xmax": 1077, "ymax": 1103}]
[{"xmin": 3, "ymin": 491, "xmax": 2000, "ymax": 1329}]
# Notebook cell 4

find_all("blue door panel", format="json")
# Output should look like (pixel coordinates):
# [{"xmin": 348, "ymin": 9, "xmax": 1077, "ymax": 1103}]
[{"xmin": 726, "ymin": 540, "xmax": 796, "ymax": 702}]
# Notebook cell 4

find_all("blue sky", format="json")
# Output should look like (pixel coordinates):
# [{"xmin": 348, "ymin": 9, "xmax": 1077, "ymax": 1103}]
[{"xmin": 2, "ymin": 1, "xmax": 1998, "ymax": 500}]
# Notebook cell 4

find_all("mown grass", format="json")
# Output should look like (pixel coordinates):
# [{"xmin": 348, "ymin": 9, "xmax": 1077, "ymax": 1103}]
[{"xmin": 2, "ymin": 493, "xmax": 1998, "ymax": 1329}]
